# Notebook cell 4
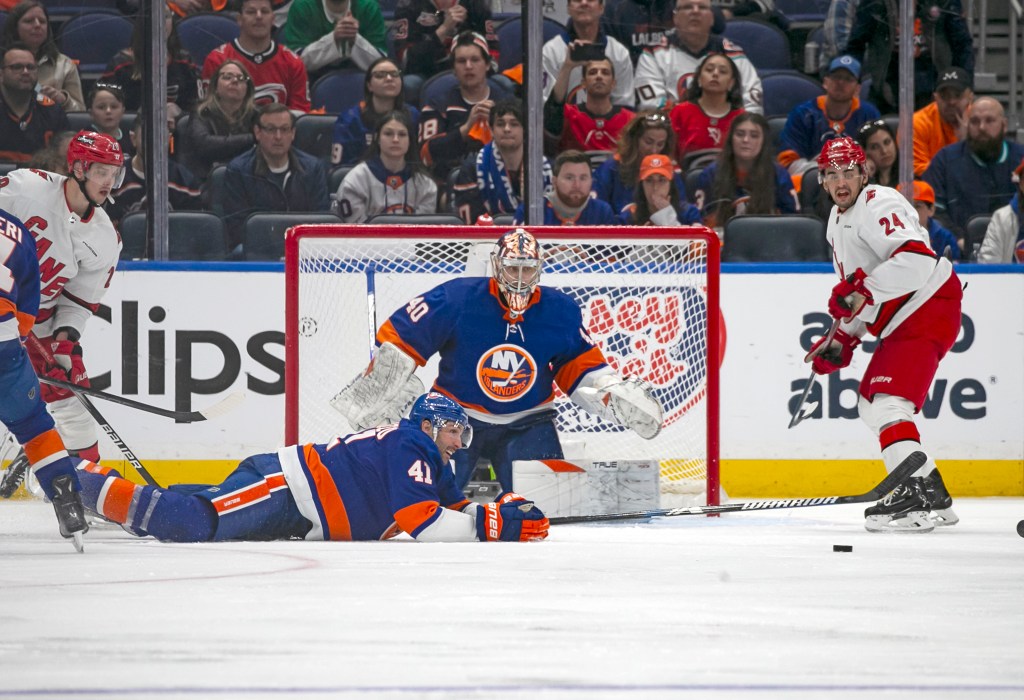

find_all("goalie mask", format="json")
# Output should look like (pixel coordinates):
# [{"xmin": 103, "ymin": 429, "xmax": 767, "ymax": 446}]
[
  {"xmin": 491, "ymin": 228, "xmax": 542, "ymax": 316},
  {"xmin": 409, "ymin": 392, "xmax": 473, "ymax": 449}
]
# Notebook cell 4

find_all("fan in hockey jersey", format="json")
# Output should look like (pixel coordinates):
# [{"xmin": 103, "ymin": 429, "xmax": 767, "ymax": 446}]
[
  {"xmin": 391, "ymin": 0, "xmax": 497, "ymax": 80},
  {"xmin": 0, "ymin": 206, "xmax": 89, "ymax": 549},
  {"xmin": 334, "ymin": 110, "xmax": 437, "ymax": 222},
  {"xmin": 0, "ymin": 131, "xmax": 123, "ymax": 467},
  {"xmin": 332, "ymin": 228, "xmax": 664, "ymax": 492},
  {"xmin": 806, "ymin": 136, "xmax": 962, "ymax": 533},
  {"xmin": 544, "ymin": 57, "xmax": 636, "ymax": 154},
  {"xmin": 634, "ymin": 0, "xmax": 762, "ymax": 113},
  {"xmin": 668, "ymin": 52, "xmax": 744, "ymax": 167},
  {"xmin": 74, "ymin": 393, "xmax": 549, "ymax": 543}
]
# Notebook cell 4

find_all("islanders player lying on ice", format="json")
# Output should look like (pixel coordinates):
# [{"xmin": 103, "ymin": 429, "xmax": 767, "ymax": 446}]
[
  {"xmin": 331, "ymin": 228, "xmax": 665, "ymax": 493},
  {"xmin": 75, "ymin": 393, "xmax": 548, "ymax": 542}
]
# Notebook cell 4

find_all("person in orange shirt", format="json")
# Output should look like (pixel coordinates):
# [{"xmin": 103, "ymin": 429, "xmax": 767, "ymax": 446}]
[{"xmin": 912, "ymin": 67, "xmax": 973, "ymax": 176}]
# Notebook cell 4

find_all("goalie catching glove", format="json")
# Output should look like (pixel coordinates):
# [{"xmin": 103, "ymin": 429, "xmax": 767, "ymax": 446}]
[
  {"xmin": 571, "ymin": 372, "xmax": 664, "ymax": 439},
  {"xmin": 476, "ymin": 492, "xmax": 549, "ymax": 541},
  {"xmin": 331, "ymin": 343, "xmax": 424, "ymax": 431}
]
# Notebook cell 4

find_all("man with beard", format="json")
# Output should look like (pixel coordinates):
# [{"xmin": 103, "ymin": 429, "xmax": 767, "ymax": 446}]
[
  {"xmin": 923, "ymin": 97, "xmax": 1024, "ymax": 253},
  {"xmin": 545, "ymin": 57, "xmax": 635, "ymax": 154},
  {"xmin": 513, "ymin": 150, "xmax": 617, "ymax": 224},
  {"xmin": 0, "ymin": 44, "xmax": 69, "ymax": 162}
]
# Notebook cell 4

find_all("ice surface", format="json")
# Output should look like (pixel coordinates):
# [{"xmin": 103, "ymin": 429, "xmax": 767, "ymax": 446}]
[{"xmin": 2, "ymin": 498, "xmax": 1023, "ymax": 700}]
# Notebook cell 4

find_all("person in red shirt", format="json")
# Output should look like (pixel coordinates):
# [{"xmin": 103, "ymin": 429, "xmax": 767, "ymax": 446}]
[
  {"xmin": 545, "ymin": 57, "xmax": 635, "ymax": 155},
  {"xmin": 669, "ymin": 52, "xmax": 744, "ymax": 169}
]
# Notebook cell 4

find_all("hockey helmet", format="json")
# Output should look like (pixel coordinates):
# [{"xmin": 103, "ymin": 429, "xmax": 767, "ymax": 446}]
[
  {"xmin": 491, "ymin": 227, "xmax": 542, "ymax": 315},
  {"xmin": 817, "ymin": 136, "xmax": 867, "ymax": 174},
  {"xmin": 409, "ymin": 392, "xmax": 472, "ymax": 448},
  {"xmin": 67, "ymin": 130, "xmax": 125, "ymax": 187}
]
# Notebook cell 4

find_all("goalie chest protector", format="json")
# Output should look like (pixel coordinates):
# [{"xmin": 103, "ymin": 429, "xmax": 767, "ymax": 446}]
[{"xmin": 379, "ymin": 277, "xmax": 609, "ymax": 420}]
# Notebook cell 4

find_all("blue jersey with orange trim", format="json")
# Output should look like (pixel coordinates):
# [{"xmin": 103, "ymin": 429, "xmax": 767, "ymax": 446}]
[
  {"xmin": 0, "ymin": 207, "xmax": 40, "ymax": 342},
  {"xmin": 277, "ymin": 419, "xmax": 467, "ymax": 541},
  {"xmin": 377, "ymin": 277, "xmax": 608, "ymax": 422}
]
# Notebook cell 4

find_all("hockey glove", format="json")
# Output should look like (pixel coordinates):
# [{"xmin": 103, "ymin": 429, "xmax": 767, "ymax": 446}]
[
  {"xmin": 807, "ymin": 328, "xmax": 860, "ymax": 375},
  {"xmin": 828, "ymin": 268, "xmax": 873, "ymax": 320},
  {"xmin": 476, "ymin": 492, "xmax": 549, "ymax": 542},
  {"xmin": 28, "ymin": 337, "xmax": 89, "ymax": 403}
]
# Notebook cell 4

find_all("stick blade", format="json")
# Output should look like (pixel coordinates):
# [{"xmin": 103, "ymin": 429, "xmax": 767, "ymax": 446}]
[
  {"xmin": 196, "ymin": 392, "xmax": 246, "ymax": 421},
  {"xmin": 869, "ymin": 451, "xmax": 927, "ymax": 498}
]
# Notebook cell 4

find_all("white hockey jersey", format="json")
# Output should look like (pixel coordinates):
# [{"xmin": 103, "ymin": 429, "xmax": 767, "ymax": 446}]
[
  {"xmin": 0, "ymin": 169, "xmax": 121, "ymax": 338},
  {"xmin": 634, "ymin": 34, "xmax": 763, "ymax": 113},
  {"xmin": 542, "ymin": 32, "xmax": 635, "ymax": 108},
  {"xmin": 827, "ymin": 183, "xmax": 953, "ymax": 340}
]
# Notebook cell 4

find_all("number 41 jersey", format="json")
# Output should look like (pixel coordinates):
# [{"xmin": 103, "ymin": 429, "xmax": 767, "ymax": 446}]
[{"xmin": 377, "ymin": 276, "xmax": 610, "ymax": 424}]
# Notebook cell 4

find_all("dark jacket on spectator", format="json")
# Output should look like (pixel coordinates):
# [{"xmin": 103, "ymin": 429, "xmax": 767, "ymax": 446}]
[
  {"xmin": 181, "ymin": 105, "xmax": 257, "ymax": 183},
  {"xmin": 222, "ymin": 145, "xmax": 330, "ymax": 250}
]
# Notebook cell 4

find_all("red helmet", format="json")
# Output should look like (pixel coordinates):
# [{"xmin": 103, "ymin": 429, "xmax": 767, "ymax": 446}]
[
  {"xmin": 66, "ymin": 131, "xmax": 124, "ymax": 171},
  {"xmin": 817, "ymin": 136, "xmax": 866, "ymax": 173}
]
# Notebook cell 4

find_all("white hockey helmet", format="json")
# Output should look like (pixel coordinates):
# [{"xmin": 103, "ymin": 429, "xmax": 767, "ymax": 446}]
[{"xmin": 491, "ymin": 227, "xmax": 542, "ymax": 315}]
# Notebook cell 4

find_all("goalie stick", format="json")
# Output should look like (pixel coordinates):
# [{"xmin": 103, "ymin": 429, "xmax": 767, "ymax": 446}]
[
  {"xmin": 35, "ymin": 375, "xmax": 244, "ymax": 423},
  {"xmin": 549, "ymin": 450, "xmax": 925, "ymax": 524},
  {"xmin": 788, "ymin": 318, "xmax": 841, "ymax": 429}
]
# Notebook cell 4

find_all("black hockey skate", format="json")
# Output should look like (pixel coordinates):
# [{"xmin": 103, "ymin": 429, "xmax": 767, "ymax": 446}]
[
  {"xmin": 0, "ymin": 450, "xmax": 29, "ymax": 499},
  {"xmin": 49, "ymin": 474, "xmax": 89, "ymax": 552},
  {"xmin": 864, "ymin": 477, "xmax": 934, "ymax": 533},
  {"xmin": 923, "ymin": 468, "xmax": 959, "ymax": 526}
]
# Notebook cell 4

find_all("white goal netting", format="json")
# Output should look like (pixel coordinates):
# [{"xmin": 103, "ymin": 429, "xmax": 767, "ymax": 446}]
[{"xmin": 285, "ymin": 225, "xmax": 720, "ymax": 505}]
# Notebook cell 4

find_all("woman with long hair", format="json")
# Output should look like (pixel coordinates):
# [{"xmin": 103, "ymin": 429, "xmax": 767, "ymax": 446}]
[
  {"xmin": 331, "ymin": 57, "xmax": 419, "ymax": 167},
  {"xmin": 86, "ymin": 83, "xmax": 134, "ymax": 159},
  {"xmin": 334, "ymin": 110, "xmax": 437, "ymax": 223},
  {"xmin": 1, "ymin": 1, "xmax": 84, "ymax": 110},
  {"xmin": 669, "ymin": 53, "xmax": 744, "ymax": 168},
  {"xmin": 695, "ymin": 112, "xmax": 799, "ymax": 230},
  {"xmin": 592, "ymin": 111, "xmax": 700, "ymax": 223},
  {"xmin": 856, "ymin": 119, "xmax": 899, "ymax": 187},
  {"xmin": 101, "ymin": 12, "xmax": 199, "ymax": 114},
  {"xmin": 181, "ymin": 59, "xmax": 257, "ymax": 182}
]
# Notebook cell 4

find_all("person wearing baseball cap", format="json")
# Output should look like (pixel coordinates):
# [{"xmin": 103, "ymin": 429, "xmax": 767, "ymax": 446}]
[
  {"xmin": 777, "ymin": 53, "xmax": 880, "ymax": 183},
  {"xmin": 899, "ymin": 180, "xmax": 961, "ymax": 260},
  {"xmin": 912, "ymin": 66, "xmax": 975, "ymax": 176},
  {"xmin": 976, "ymin": 156, "xmax": 1024, "ymax": 263},
  {"xmin": 621, "ymin": 153, "xmax": 701, "ymax": 226}
]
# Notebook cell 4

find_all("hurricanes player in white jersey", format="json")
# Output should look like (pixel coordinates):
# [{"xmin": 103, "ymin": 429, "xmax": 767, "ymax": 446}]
[
  {"xmin": 0, "ymin": 131, "xmax": 124, "ymax": 467},
  {"xmin": 806, "ymin": 136, "xmax": 962, "ymax": 533}
]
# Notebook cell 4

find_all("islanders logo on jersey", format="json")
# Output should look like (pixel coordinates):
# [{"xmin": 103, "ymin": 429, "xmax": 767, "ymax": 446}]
[{"xmin": 477, "ymin": 345, "xmax": 538, "ymax": 402}]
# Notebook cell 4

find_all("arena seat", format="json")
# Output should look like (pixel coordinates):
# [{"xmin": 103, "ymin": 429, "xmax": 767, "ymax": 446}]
[
  {"xmin": 311, "ymin": 69, "xmax": 365, "ymax": 114},
  {"xmin": 965, "ymin": 214, "xmax": 992, "ymax": 260},
  {"xmin": 120, "ymin": 211, "xmax": 228, "ymax": 261},
  {"xmin": 722, "ymin": 19, "xmax": 791, "ymax": 72},
  {"xmin": 243, "ymin": 212, "xmax": 342, "ymax": 261},
  {"xmin": 293, "ymin": 113, "xmax": 338, "ymax": 162},
  {"xmin": 495, "ymin": 16, "xmax": 566, "ymax": 72},
  {"xmin": 722, "ymin": 214, "xmax": 829, "ymax": 262},
  {"xmin": 57, "ymin": 11, "xmax": 133, "ymax": 79},
  {"xmin": 760, "ymin": 72, "xmax": 823, "ymax": 117},
  {"xmin": 177, "ymin": 12, "xmax": 240, "ymax": 67}
]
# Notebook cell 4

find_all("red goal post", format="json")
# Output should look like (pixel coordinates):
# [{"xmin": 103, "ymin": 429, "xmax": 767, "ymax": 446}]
[{"xmin": 285, "ymin": 225, "xmax": 721, "ymax": 506}]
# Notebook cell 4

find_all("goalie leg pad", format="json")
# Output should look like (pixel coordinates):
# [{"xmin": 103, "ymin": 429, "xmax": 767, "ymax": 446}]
[{"xmin": 330, "ymin": 342, "xmax": 422, "ymax": 431}]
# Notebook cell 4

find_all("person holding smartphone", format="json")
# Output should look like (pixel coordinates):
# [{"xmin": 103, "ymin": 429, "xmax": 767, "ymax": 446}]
[{"xmin": 542, "ymin": 0, "xmax": 634, "ymax": 109}]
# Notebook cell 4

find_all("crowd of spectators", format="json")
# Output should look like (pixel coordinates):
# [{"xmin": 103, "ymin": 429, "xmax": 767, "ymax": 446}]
[{"xmin": 0, "ymin": 0, "xmax": 1019, "ymax": 263}]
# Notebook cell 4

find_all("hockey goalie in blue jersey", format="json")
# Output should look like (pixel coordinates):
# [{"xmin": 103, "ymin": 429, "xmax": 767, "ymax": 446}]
[
  {"xmin": 331, "ymin": 228, "xmax": 665, "ymax": 492},
  {"xmin": 73, "ymin": 392, "xmax": 549, "ymax": 543},
  {"xmin": 0, "ymin": 207, "xmax": 89, "ymax": 550}
]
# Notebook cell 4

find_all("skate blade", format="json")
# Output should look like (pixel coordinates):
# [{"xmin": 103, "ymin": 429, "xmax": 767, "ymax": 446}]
[
  {"xmin": 865, "ymin": 511, "xmax": 935, "ymax": 533},
  {"xmin": 69, "ymin": 531, "xmax": 85, "ymax": 553},
  {"xmin": 930, "ymin": 507, "xmax": 959, "ymax": 527}
]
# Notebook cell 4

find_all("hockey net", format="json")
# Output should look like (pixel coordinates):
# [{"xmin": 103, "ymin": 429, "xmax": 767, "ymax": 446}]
[{"xmin": 285, "ymin": 225, "xmax": 720, "ymax": 506}]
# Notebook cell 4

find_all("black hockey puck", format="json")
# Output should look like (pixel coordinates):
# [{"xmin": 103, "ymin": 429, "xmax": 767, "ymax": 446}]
[
  {"xmin": 1017, "ymin": 520, "xmax": 1024, "ymax": 538},
  {"xmin": 833, "ymin": 544, "xmax": 853, "ymax": 553}
]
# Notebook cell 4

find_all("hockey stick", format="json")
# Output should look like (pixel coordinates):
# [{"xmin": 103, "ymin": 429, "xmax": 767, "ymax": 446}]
[
  {"xmin": 34, "ymin": 375, "xmax": 243, "ymax": 423},
  {"xmin": 549, "ymin": 451, "xmax": 925, "ymax": 525},
  {"xmin": 27, "ymin": 335, "xmax": 160, "ymax": 487},
  {"xmin": 788, "ymin": 318, "xmax": 841, "ymax": 429}
]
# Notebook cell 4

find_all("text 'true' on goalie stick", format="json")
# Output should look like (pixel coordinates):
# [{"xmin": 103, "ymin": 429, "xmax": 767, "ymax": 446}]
[
  {"xmin": 28, "ymin": 334, "xmax": 160, "ymax": 487},
  {"xmin": 550, "ymin": 451, "xmax": 925, "ymax": 525},
  {"xmin": 788, "ymin": 317, "xmax": 841, "ymax": 429}
]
